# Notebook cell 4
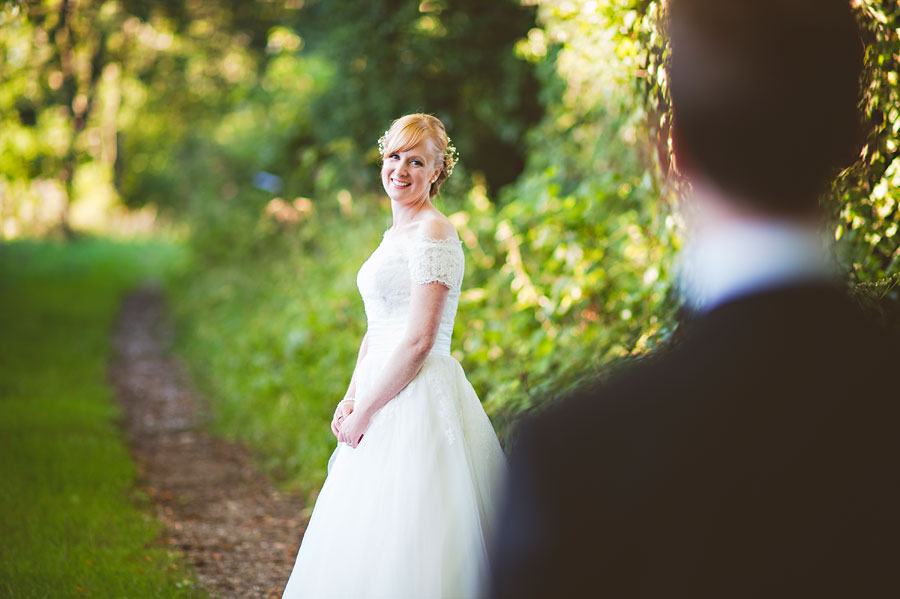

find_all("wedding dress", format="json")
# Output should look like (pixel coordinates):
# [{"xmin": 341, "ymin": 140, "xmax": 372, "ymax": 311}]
[{"xmin": 283, "ymin": 228, "xmax": 507, "ymax": 599}]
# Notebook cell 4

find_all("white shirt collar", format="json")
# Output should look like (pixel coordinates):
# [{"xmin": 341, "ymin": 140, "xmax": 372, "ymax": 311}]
[{"xmin": 677, "ymin": 219, "xmax": 837, "ymax": 313}]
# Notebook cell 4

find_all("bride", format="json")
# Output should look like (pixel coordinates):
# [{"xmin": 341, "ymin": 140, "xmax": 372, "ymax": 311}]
[{"xmin": 282, "ymin": 113, "xmax": 507, "ymax": 599}]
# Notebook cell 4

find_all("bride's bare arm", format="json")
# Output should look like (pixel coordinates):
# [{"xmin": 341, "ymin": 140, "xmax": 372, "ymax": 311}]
[
  {"xmin": 337, "ymin": 280, "xmax": 449, "ymax": 447},
  {"xmin": 331, "ymin": 332, "xmax": 368, "ymax": 438},
  {"xmin": 345, "ymin": 332, "xmax": 369, "ymax": 400}
]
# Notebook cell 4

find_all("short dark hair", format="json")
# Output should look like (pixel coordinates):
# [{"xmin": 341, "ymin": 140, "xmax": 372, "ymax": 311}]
[{"xmin": 669, "ymin": 0, "xmax": 864, "ymax": 215}]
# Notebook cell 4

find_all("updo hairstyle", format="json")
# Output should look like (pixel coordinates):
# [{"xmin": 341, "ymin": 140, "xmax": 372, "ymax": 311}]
[{"xmin": 379, "ymin": 113, "xmax": 459, "ymax": 198}]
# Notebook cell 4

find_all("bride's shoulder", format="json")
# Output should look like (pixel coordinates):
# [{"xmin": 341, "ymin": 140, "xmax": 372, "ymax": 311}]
[{"xmin": 414, "ymin": 215, "xmax": 458, "ymax": 243}]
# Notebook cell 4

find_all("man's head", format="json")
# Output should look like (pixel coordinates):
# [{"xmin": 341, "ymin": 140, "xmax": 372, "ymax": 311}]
[{"xmin": 669, "ymin": 0, "xmax": 864, "ymax": 217}]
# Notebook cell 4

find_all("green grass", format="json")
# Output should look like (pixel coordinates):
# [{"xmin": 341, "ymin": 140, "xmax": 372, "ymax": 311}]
[{"xmin": 0, "ymin": 239, "xmax": 206, "ymax": 599}]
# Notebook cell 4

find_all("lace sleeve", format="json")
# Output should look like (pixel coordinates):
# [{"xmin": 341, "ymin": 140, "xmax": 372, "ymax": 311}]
[{"xmin": 408, "ymin": 237, "xmax": 464, "ymax": 289}]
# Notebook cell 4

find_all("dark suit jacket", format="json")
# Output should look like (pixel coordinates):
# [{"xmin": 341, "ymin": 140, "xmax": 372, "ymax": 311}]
[{"xmin": 490, "ymin": 284, "xmax": 899, "ymax": 598}]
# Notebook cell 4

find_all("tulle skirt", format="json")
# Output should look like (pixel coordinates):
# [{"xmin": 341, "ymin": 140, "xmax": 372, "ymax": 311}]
[{"xmin": 282, "ymin": 350, "xmax": 507, "ymax": 599}]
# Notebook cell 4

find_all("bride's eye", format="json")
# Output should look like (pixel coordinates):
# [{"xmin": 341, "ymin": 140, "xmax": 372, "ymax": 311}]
[
  {"xmin": 388, "ymin": 153, "xmax": 400, "ymax": 160},
  {"xmin": 411, "ymin": 160, "xmax": 423, "ymax": 166}
]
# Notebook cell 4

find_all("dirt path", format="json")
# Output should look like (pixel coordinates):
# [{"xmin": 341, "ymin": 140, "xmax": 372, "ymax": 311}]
[{"xmin": 111, "ymin": 287, "xmax": 306, "ymax": 599}]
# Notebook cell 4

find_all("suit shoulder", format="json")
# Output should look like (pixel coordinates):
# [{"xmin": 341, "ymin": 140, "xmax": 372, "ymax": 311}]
[{"xmin": 513, "ymin": 352, "xmax": 682, "ymax": 453}]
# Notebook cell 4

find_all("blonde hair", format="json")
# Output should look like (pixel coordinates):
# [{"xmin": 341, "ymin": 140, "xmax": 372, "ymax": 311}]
[{"xmin": 378, "ymin": 113, "xmax": 458, "ymax": 198}]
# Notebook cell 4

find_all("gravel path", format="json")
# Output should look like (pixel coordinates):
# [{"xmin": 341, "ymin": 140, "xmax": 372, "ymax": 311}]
[{"xmin": 111, "ymin": 287, "xmax": 305, "ymax": 599}]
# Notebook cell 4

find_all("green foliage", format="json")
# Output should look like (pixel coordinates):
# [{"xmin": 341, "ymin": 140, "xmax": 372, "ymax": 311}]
[
  {"xmin": 624, "ymin": 0, "xmax": 900, "ymax": 323},
  {"xmin": 832, "ymin": 1, "xmax": 900, "ymax": 286},
  {"xmin": 454, "ymin": 0, "xmax": 680, "ymax": 435},
  {"xmin": 0, "ymin": 239, "xmax": 203, "ymax": 598},
  {"xmin": 106, "ymin": 0, "xmax": 545, "ymax": 244},
  {"xmin": 0, "ymin": 1, "xmax": 152, "ymax": 235},
  {"xmin": 295, "ymin": 0, "xmax": 544, "ymax": 194},
  {"xmin": 0, "ymin": 0, "xmax": 302, "ymax": 235}
]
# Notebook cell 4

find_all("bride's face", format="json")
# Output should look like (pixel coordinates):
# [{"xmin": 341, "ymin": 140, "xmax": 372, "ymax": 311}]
[{"xmin": 381, "ymin": 140, "xmax": 442, "ymax": 204}]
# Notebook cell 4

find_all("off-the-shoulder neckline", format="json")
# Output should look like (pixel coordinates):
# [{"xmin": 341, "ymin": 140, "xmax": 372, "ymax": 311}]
[{"xmin": 383, "ymin": 227, "xmax": 461, "ymax": 244}]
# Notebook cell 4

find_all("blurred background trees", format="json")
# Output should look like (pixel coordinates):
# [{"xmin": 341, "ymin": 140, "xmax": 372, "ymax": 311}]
[{"xmin": 2, "ymin": 0, "xmax": 897, "ymax": 498}]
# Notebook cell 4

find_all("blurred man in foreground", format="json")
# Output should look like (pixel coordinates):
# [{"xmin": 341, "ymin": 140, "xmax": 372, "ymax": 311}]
[{"xmin": 490, "ymin": 1, "xmax": 899, "ymax": 597}]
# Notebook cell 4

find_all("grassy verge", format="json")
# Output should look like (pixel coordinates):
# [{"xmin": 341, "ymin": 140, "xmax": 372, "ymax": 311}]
[
  {"xmin": 170, "ymin": 215, "xmax": 382, "ymax": 501},
  {"xmin": 0, "ymin": 239, "xmax": 205, "ymax": 599}
]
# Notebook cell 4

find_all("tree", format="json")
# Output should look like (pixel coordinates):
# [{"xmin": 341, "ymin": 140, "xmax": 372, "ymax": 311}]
[
  {"xmin": 0, "ymin": 0, "xmax": 295, "ymax": 236},
  {"xmin": 292, "ymin": 0, "xmax": 544, "ymax": 196}
]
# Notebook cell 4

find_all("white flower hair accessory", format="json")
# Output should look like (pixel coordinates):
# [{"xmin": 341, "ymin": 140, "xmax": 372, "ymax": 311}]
[
  {"xmin": 444, "ymin": 141, "xmax": 459, "ymax": 178},
  {"xmin": 377, "ymin": 130, "xmax": 389, "ymax": 156}
]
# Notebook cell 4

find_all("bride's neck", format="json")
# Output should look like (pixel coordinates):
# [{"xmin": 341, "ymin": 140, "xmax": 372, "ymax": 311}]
[{"xmin": 390, "ymin": 197, "xmax": 434, "ymax": 229}]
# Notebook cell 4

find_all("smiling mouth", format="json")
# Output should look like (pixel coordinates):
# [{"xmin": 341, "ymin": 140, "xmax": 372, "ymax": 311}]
[{"xmin": 391, "ymin": 178, "xmax": 411, "ymax": 188}]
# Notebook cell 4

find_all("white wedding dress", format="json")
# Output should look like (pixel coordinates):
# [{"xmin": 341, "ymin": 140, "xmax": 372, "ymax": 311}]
[{"xmin": 283, "ymin": 228, "xmax": 507, "ymax": 599}]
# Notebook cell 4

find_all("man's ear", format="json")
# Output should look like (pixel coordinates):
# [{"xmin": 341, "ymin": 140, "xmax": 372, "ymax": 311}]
[{"xmin": 670, "ymin": 116, "xmax": 694, "ymax": 179}]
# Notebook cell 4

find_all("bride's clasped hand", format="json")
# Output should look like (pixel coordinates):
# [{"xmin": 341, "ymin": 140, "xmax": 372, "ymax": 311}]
[{"xmin": 333, "ymin": 399, "xmax": 368, "ymax": 448}]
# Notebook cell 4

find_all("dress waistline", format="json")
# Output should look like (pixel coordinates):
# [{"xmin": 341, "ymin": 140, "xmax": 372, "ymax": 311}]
[{"xmin": 365, "ymin": 320, "xmax": 452, "ymax": 357}]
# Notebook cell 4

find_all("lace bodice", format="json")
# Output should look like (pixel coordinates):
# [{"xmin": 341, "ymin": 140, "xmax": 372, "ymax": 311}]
[{"xmin": 357, "ymin": 228, "xmax": 465, "ymax": 356}]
